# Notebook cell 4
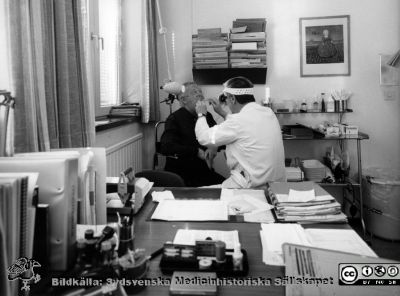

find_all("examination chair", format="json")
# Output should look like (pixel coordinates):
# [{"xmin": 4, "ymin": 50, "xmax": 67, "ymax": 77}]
[{"xmin": 153, "ymin": 121, "xmax": 178, "ymax": 170}]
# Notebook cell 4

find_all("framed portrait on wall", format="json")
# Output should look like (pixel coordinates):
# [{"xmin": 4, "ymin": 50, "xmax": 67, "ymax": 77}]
[{"xmin": 299, "ymin": 15, "xmax": 350, "ymax": 77}]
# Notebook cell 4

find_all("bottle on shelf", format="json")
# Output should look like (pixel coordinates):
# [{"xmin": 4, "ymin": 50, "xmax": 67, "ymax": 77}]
[
  {"xmin": 300, "ymin": 99, "xmax": 307, "ymax": 113},
  {"xmin": 320, "ymin": 93, "xmax": 326, "ymax": 112},
  {"xmin": 326, "ymin": 95, "xmax": 335, "ymax": 112},
  {"xmin": 313, "ymin": 100, "xmax": 319, "ymax": 112}
]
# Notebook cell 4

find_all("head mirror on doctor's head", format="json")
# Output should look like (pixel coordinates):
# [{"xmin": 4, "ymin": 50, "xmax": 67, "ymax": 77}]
[{"xmin": 218, "ymin": 93, "xmax": 228, "ymax": 104}]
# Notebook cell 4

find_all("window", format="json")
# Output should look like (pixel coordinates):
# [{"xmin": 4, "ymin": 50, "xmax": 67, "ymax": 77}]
[{"xmin": 87, "ymin": 0, "xmax": 121, "ymax": 117}]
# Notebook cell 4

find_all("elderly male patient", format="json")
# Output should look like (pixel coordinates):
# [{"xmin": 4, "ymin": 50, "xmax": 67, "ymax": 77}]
[{"xmin": 160, "ymin": 82, "xmax": 225, "ymax": 187}]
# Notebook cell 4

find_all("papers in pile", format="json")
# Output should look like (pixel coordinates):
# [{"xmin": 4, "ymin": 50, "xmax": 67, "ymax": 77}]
[{"xmin": 269, "ymin": 182, "xmax": 347, "ymax": 223}]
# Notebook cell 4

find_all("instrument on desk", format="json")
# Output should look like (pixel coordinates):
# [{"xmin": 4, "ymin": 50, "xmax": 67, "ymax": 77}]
[{"xmin": 159, "ymin": 241, "xmax": 248, "ymax": 277}]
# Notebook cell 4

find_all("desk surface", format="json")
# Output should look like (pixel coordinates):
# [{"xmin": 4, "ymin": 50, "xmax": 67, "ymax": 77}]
[{"xmin": 128, "ymin": 187, "xmax": 348, "ymax": 296}]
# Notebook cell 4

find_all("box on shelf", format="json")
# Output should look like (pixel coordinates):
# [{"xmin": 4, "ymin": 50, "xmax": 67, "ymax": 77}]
[
  {"xmin": 300, "ymin": 159, "xmax": 328, "ymax": 182},
  {"xmin": 345, "ymin": 125, "xmax": 358, "ymax": 135}
]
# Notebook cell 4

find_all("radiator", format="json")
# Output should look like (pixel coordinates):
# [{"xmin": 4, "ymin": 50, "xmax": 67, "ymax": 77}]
[{"xmin": 106, "ymin": 133, "xmax": 143, "ymax": 176}]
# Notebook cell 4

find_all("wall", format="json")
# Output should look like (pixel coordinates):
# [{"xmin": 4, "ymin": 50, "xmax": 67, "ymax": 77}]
[{"xmin": 157, "ymin": 0, "xmax": 400, "ymax": 176}]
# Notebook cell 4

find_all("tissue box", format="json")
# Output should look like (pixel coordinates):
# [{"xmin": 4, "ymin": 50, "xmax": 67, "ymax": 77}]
[
  {"xmin": 345, "ymin": 125, "xmax": 358, "ymax": 135},
  {"xmin": 326, "ymin": 126, "xmax": 340, "ymax": 136}
]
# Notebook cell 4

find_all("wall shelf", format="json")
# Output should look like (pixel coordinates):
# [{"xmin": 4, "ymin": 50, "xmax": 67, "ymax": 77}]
[
  {"xmin": 275, "ymin": 110, "xmax": 353, "ymax": 114},
  {"xmin": 192, "ymin": 67, "xmax": 267, "ymax": 85}
]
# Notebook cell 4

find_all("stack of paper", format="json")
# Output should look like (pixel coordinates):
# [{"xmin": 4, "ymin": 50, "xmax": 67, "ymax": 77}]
[
  {"xmin": 192, "ymin": 28, "xmax": 229, "ymax": 69},
  {"xmin": 260, "ymin": 224, "xmax": 311, "ymax": 265},
  {"xmin": 269, "ymin": 182, "xmax": 347, "ymax": 223},
  {"xmin": 260, "ymin": 223, "xmax": 376, "ymax": 266},
  {"xmin": 151, "ymin": 200, "xmax": 228, "ymax": 221},
  {"xmin": 285, "ymin": 167, "xmax": 304, "ymax": 181},
  {"xmin": 109, "ymin": 104, "xmax": 141, "ymax": 118},
  {"xmin": 229, "ymin": 18, "xmax": 267, "ymax": 68}
]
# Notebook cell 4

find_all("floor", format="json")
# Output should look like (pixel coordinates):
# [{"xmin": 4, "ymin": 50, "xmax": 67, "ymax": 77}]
[{"xmin": 349, "ymin": 218, "xmax": 400, "ymax": 261}]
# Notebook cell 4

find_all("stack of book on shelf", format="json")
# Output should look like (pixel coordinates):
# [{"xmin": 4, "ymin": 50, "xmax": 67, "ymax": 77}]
[
  {"xmin": 192, "ymin": 28, "xmax": 229, "ymax": 69},
  {"xmin": 109, "ymin": 103, "xmax": 141, "ymax": 118},
  {"xmin": 268, "ymin": 182, "xmax": 347, "ymax": 223},
  {"xmin": 229, "ymin": 18, "xmax": 267, "ymax": 68}
]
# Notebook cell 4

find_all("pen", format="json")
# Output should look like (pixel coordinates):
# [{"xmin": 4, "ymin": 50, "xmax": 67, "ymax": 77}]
[{"xmin": 148, "ymin": 246, "xmax": 164, "ymax": 260}]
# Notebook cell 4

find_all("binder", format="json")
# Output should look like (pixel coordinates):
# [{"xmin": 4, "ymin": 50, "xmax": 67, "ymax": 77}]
[
  {"xmin": 33, "ymin": 204, "xmax": 50, "ymax": 271},
  {"xmin": 0, "ymin": 157, "xmax": 78, "ymax": 271},
  {"xmin": 0, "ymin": 173, "xmax": 39, "ymax": 259}
]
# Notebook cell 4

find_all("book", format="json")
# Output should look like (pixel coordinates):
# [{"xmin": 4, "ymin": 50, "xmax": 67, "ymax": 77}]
[
  {"xmin": 193, "ymin": 64, "xmax": 229, "ymax": 69},
  {"xmin": 231, "ymin": 42, "xmax": 258, "ymax": 51},
  {"xmin": 233, "ymin": 18, "xmax": 266, "ymax": 32},
  {"xmin": 230, "ymin": 53, "xmax": 267, "ymax": 59},
  {"xmin": 230, "ymin": 58, "xmax": 261, "ymax": 63},
  {"xmin": 193, "ymin": 47, "xmax": 227, "ymax": 53},
  {"xmin": 197, "ymin": 28, "xmax": 222, "ymax": 40},
  {"xmin": 194, "ymin": 52, "xmax": 228, "ymax": 58},
  {"xmin": 193, "ymin": 59, "xmax": 228, "ymax": 65},
  {"xmin": 230, "ymin": 32, "xmax": 266, "ymax": 42}
]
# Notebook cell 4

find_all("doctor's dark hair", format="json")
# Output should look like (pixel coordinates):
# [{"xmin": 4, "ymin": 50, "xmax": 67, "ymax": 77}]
[{"xmin": 223, "ymin": 76, "xmax": 255, "ymax": 104}]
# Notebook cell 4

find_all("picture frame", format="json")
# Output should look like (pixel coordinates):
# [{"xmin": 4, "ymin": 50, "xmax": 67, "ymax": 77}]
[{"xmin": 299, "ymin": 15, "xmax": 350, "ymax": 77}]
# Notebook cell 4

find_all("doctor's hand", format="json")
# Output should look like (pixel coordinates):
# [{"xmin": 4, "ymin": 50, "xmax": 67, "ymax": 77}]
[
  {"xmin": 206, "ymin": 98, "xmax": 228, "ymax": 119},
  {"xmin": 195, "ymin": 101, "xmax": 207, "ymax": 116},
  {"xmin": 197, "ymin": 148, "xmax": 206, "ymax": 161},
  {"xmin": 204, "ymin": 148, "xmax": 217, "ymax": 169}
]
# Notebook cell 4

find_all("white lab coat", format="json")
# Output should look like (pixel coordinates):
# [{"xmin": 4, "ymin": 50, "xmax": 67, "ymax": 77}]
[{"xmin": 195, "ymin": 102, "xmax": 286, "ymax": 188}]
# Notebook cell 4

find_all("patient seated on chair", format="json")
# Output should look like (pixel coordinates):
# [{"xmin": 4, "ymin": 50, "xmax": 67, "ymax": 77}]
[{"xmin": 160, "ymin": 82, "xmax": 225, "ymax": 187}]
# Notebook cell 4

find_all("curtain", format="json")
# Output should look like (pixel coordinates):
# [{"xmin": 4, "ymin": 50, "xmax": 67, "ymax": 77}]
[
  {"xmin": 7, "ymin": 0, "xmax": 95, "ymax": 152},
  {"xmin": 144, "ymin": 0, "xmax": 160, "ymax": 122}
]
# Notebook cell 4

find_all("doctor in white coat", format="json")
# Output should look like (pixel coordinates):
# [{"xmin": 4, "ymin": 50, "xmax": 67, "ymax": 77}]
[{"xmin": 195, "ymin": 76, "xmax": 286, "ymax": 188}]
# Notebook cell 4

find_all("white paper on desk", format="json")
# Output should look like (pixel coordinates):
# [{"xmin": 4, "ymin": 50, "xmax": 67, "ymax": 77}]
[
  {"xmin": 260, "ymin": 223, "xmax": 311, "ymax": 265},
  {"xmin": 221, "ymin": 188, "xmax": 266, "ymax": 202},
  {"xmin": 151, "ymin": 190, "xmax": 175, "ymax": 203},
  {"xmin": 260, "ymin": 231, "xmax": 284, "ymax": 265},
  {"xmin": 221, "ymin": 189, "xmax": 273, "ymax": 215},
  {"xmin": 151, "ymin": 200, "xmax": 228, "ymax": 221},
  {"xmin": 304, "ymin": 228, "xmax": 377, "ymax": 257},
  {"xmin": 244, "ymin": 209, "xmax": 275, "ymax": 223},
  {"xmin": 174, "ymin": 229, "xmax": 239, "ymax": 250},
  {"xmin": 288, "ymin": 189, "xmax": 315, "ymax": 202}
]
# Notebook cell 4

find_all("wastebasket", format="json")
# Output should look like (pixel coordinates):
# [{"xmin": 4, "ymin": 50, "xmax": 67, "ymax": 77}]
[{"xmin": 363, "ymin": 167, "xmax": 400, "ymax": 240}]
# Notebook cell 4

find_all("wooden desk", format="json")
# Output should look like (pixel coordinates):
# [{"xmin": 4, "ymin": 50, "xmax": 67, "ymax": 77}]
[{"xmin": 126, "ymin": 187, "xmax": 347, "ymax": 296}]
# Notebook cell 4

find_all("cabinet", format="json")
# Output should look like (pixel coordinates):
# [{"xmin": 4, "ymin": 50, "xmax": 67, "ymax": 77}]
[{"xmin": 279, "ymin": 115, "xmax": 369, "ymax": 236}]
